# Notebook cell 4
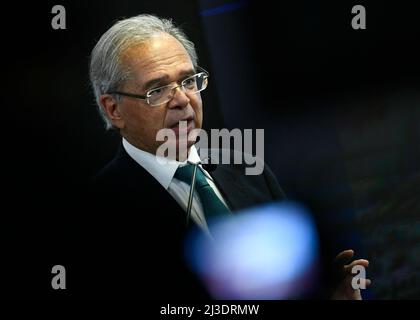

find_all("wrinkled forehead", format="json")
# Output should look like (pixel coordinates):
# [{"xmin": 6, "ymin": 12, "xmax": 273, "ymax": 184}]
[{"xmin": 120, "ymin": 34, "xmax": 194, "ymax": 84}]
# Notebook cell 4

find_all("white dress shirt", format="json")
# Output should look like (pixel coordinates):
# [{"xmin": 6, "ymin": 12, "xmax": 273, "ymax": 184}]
[{"xmin": 122, "ymin": 138, "xmax": 229, "ymax": 234}]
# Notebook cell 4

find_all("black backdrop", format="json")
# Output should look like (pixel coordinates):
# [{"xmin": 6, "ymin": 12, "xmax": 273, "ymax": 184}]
[{"xmin": 3, "ymin": 0, "xmax": 420, "ymax": 299}]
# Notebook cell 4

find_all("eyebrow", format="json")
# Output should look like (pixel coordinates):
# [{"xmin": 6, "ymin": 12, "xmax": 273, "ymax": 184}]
[
  {"xmin": 142, "ymin": 75, "xmax": 169, "ymax": 91},
  {"xmin": 142, "ymin": 69, "xmax": 196, "ymax": 91},
  {"xmin": 178, "ymin": 68, "xmax": 196, "ymax": 79}
]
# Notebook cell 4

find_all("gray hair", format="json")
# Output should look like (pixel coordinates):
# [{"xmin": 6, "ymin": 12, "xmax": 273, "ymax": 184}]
[{"xmin": 89, "ymin": 14, "xmax": 198, "ymax": 130}]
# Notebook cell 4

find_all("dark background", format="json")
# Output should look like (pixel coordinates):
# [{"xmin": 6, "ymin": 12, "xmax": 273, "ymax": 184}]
[{"xmin": 3, "ymin": 0, "xmax": 419, "ymax": 299}]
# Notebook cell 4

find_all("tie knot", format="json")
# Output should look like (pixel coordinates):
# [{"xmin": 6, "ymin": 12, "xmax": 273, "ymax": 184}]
[
  {"xmin": 175, "ymin": 164, "xmax": 208, "ymax": 188},
  {"xmin": 175, "ymin": 163, "xmax": 230, "ymax": 219}
]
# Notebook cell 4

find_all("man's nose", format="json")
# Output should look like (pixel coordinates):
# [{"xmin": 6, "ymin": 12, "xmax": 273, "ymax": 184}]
[{"xmin": 167, "ymin": 86, "xmax": 190, "ymax": 109}]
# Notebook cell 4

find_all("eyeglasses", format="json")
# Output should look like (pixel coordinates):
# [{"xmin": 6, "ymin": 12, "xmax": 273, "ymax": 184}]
[{"xmin": 107, "ymin": 68, "xmax": 209, "ymax": 107}]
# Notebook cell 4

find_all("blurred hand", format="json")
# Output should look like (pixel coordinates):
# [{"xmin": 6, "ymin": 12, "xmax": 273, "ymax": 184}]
[{"xmin": 331, "ymin": 249, "xmax": 371, "ymax": 300}]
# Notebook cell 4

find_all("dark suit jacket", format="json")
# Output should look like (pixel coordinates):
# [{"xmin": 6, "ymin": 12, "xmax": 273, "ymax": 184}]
[{"xmin": 73, "ymin": 145, "xmax": 285, "ymax": 299}]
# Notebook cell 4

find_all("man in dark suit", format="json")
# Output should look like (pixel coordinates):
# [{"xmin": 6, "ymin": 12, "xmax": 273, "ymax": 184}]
[
  {"xmin": 84, "ymin": 14, "xmax": 370, "ymax": 299},
  {"xmin": 85, "ymin": 145, "xmax": 284, "ymax": 299}
]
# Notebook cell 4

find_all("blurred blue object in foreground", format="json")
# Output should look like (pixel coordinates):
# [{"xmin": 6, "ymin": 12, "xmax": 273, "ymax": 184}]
[{"xmin": 184, "ymin": 201, "xmax": 320, "ymax": 299}]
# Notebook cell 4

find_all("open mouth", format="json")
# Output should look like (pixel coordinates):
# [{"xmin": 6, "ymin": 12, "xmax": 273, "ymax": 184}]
[{"xmin": 170, "ymin": 118, "xmax": 194, "ymax": 135}]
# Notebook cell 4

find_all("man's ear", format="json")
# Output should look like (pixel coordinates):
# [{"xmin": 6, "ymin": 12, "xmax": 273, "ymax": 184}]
[{"xmin": 99, "ymin": 94, "xmax": 125, "ymax": 129}]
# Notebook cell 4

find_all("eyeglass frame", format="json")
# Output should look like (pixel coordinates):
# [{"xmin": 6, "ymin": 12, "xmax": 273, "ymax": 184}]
[{"xmin": 106, "ymin": 67, "xmax": 209, "ymax": 107}]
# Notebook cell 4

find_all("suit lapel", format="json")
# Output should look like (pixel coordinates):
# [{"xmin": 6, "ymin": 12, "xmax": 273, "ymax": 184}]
[
  {"xmin": 114, "ymin": 146, "xmax": 188, "ymax": 232},
  {"xmin": 210, "ymin": 164, "xmax": 257, "ymax": 212}
]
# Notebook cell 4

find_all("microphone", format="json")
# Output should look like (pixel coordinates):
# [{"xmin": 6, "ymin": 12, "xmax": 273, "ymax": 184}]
[
  {"xmin": 185, "ymin": 158, "xmax": 217, "ymax": 226},
  {"xmin": 185, "ymin": 162, "xmax": 198, "ymax": 226}
]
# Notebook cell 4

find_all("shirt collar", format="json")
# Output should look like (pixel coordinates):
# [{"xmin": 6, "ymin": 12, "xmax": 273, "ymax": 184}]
[{"xmin": 122, "ymin": 138, "xmax": 202, "ymax": 190}]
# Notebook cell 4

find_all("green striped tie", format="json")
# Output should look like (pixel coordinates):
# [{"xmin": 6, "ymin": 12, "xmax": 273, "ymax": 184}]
[{"xmin": 175, "ymin": 164, "xmax": 230, "ymax": 220}]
